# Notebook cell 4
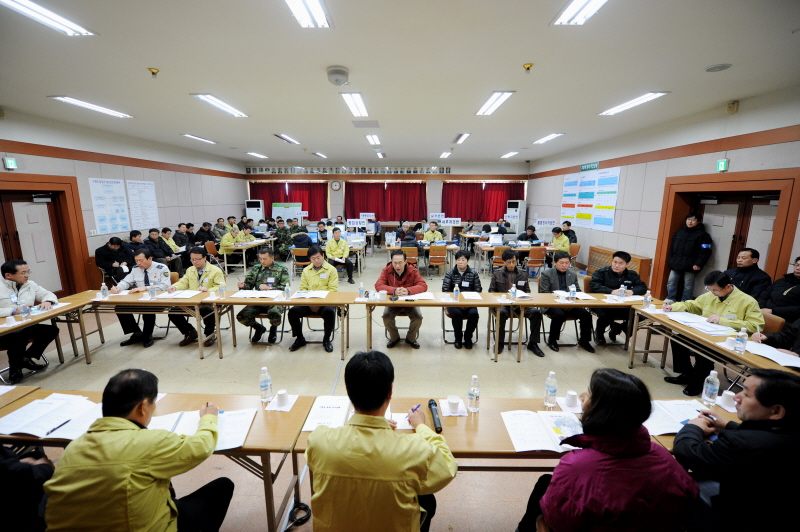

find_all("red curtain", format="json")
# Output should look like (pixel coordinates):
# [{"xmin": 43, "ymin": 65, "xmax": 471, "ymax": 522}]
[
  {"xmin": 441, "ymin": 183, "xmax": 485, "ymax": 220},
  {"xmin": 482, "ymin": 183, "xmax": 525, "ymax": 220},
  {"xmin": 249, "ymin": 182, "xmax": 288, "ymax": 210},
  {"xmin": 287, "ymin": 183, "xmax": 328, "ymax": 220},
  {"xmin": 345, "ymin": 182, "xmax": 387, "ymax": 220},
  {"xmin": 384, "ymin": 182, "xmax": 427, "ymax": 220}
]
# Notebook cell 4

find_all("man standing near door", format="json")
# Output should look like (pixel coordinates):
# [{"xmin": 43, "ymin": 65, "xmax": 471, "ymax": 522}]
[
  {"xmin": 0, "ymin": 259, "xmax": 60, "ymax": 383},
  {"xmin": 666, "ymin": 212, "xmax": 713, "ymax": 302}
]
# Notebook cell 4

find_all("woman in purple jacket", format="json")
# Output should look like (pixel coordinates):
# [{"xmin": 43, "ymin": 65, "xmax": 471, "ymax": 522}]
[{"xmin": 517, "ymin": 369, "xmax": 698, "ymax": 532}]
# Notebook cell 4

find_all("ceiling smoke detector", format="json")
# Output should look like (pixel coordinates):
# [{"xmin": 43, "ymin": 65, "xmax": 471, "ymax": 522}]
[{"xmin": 327, "ymin": 66, "xmax": 349, "ymax": 86}]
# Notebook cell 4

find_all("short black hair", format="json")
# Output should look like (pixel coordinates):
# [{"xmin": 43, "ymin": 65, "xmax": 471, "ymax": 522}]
[
  {"xmin": 161, "ymin": 227, "xmax": 171, "ymax": 234},
  {"xmin": 553, "ymin": 251, "xmax": 571, "ymax": 263},
  {"xmin": 148, "ymin": 228, "xmax": 159, "ymax": 235},
  {"xmin": 581, "ymin": 368, "xmax": 652, "ymax": 436},
  {"xmin": 109, "ymin": 237, "xmax": 123, "ymax": 246},
  {"xmin": 259, "ymin": 247, "xmax": 275, "ymax": 257},
  {"xmin": 390, "ymin": 249, "xmax": 406, "ymax": 260},
  {"xmin": 178, "ymin": 223, "xmax": 186, "ymax": 228},
  {"xmin": 189, "ymin": 247, "xmax": 206, "ymax": 256},
  {"xmin": 345, "ymin": 351, "xmax": 394, "ymax": 412},
  {"xmin": 686, "ymin": 211, "xmax": 702, "ymax": 222},
  {"xmin": 308, "ymin": 245, "xmax": 323, "ymax": 258},
  {"xmin": 102, "ymin": 369, "xmax": 159, "ymax": 418},
  {"xmin": 130, "ymin": 230, "xmax": 141, "ymax": 239},
  {"xmin": 430, "ymin": 221, "xmax": 438, "ymax": 227},
  {"xmin": 1, "ymin": 259, "xmax": 27, "ymax": 277},
  {"xmin": 317, "ymin": 221, "xmax": 326, "ymax": 226},
  {"xmin": 278, "ymin": 219, "xmax": 285, "ymax": 224},
  {"xmin": 467, "ymin": 219, "xmax": 474, "ymax": 223},
  {"xmin": 739, "ymin": 247, "xmax": 760, "ymax": 260},
  {"xmin": 228, "ymin": 216, "xmax": 236, "ymax": 221},
  {"xmin": 455, "ymin": 250, "xmax": 471, "ymax": 261},
  {"xmin": 202, "ymin": 222, "xmax": 212, "ymax": 228},
  {"xmin": 562, "ymin": 220, "xmax": 572, "ymax": 227},
  {"xmin": 186, "ymin": 223, "xmax": 194, "ymax": 229},
  {"xmin": 552, "ymin": 227, "xmax": 563, "ymax": 234},
  {"xmin": 482, "ymin": 224, "xmax": 491, "ymax": 233},
  {"xmin": 704, "ymin": 270, "xmax": 731, "ymax": 288},
  {"xmin": 501, "ymin": 249, "xmax": 517, "ymax": 261},
  {"xmin": 332, "ymin": 227, "xmax": 342, "ymax": 234},
  {"xmin": 134, "ymin": 248, "xmax": 153, "ymax": 260},
  {"xmin": 526, "ymin": 225, "xmax": 535, "ymax": 232},
  {"xmin": 612, "ymin": 251, "xmax": 632, "ymax": 263},
  {"xmin": 748, "ymin": 369, "xmax": 800, "ymax": 424}
]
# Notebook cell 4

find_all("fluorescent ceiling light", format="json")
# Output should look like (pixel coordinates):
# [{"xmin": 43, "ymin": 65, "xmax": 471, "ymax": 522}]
[
  {"xmin": 312, "ymin": 152, "xmax": 327, "ymax": 158},
  {"xmin": 533, "ymin": 133, "xmax": 564, "ymax": 144},
  {"xmin": 49, "ymin": 96, "xmax": 130, "ymax": 118},
  {"xmin": 454, "ymin": 133, "xmax": 470, "ymax": 144},
  {"xmin": 341, "ymin": 93, "xmax": 368, "ymax": 117},
  {"xmin": 284, "ymin": 0, "xmax": 330, "ymax": 28},
  {"xmin": 377, "ymin": 152, "xmax": 386, "ymax": 159},
  {"xmin": 274, "ymin": 134, "xmax": 300, "ymax": 144},
  {"xmin": 246, "ymin": 152, "xmax": 268, "ymax": 158},
  {"xmin": 553, "ymin": 0, "xmax": 609, "ymax": 25},
  {"xmin": 182, "ymin": 134, "xmax": 216, "ymax": 144},
  {"xmin": 599, "ymin": 92, "xmax": 668, "ymax": 115},
  {"xmin": 192, "ymin": 94, "xmax": 248, "ymax": 117},
  {"xmin": 476, "ymin": 92, "xmax": 514, "ymax": 115},
  {"xmin": 500, "ymin": 151, "xmax": 519, "ymax": 158},
  {"xmin": 440, "ymin": 152, "xmax": 451, "ymax": 159},
  {"xmin": 365, "ymin": 134, "xmax": 380, "ymax": 145},
  {"xmin": 1, "ymin": 0, "xmax": 93, "ymax": 35}
]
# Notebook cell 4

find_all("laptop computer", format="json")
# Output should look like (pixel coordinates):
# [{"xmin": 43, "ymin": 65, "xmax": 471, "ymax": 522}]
[
  {"xmin": 488, "ymin": 234, "xmax": 503, "ymax": 246},
  {"xmin": 308, "ymin": 232, "xmax": 319, "ymax": 244}
]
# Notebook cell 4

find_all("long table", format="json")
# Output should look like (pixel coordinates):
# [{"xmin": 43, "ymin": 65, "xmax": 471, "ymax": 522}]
[
  {"xmin": 221, "ymin": 239, "xmax": 273, "ymax": 272},
  {"xmin": 0, "ymin": 389, "xmax": 315, "ymax": 532}
]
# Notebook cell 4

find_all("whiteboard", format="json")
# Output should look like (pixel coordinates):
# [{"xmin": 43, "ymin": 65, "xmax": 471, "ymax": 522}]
[
  {"xmin": 271, "ymin": 202, "xmax": 304, "ymax": 221},
  {"xmin": 126, "ymin": 180, "xmax": 160, "ymax": 230},
  {"xmin": 88, "ymin": 178, "xmax": 131, "ymax": 235}
]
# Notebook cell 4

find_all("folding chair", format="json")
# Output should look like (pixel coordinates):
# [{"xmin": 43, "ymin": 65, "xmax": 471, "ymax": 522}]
[
  {"xmin": 401, "ymin": 247, "xmax": 419, "ymax": 266},
  {"xmin": 98, "ymin": 266, "xmax": 118, "ymax": 287},
  {"xmin": 524, "ymin": 247, "xmax": 547, "ymax": 278},
  {"xmin": 441, "ymin": 307, "xmax": 480, "ymax": 344},
  {"xmin": 290, "ymin": 248, "xmax": 311, "ymax": 278},
  {"xmin": 569, "ymin": 243, "xmax": 581, "ymax": 271},
  {"xmin": 0, "ymin": 335, "xmax": 53, "ymax": 384},
  {"xmin": 490, "ymin": 246, "xmax": 510, "ymax": 274},
  {"xmin": 427, "ymin": 245, "xmax": 447, "ymax": 278},
  {"xmin": 538, "ymin": 276, "xmax": 579, "ymax": 347}
]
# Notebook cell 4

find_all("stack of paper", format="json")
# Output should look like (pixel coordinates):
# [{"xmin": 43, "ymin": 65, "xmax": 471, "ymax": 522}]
[
  {"xmin": 604, "ymin": 295, "xmax": 645, "ymax": 303},
  {"xmin": 0, "ymin": 393, "xmax": 97, "ymax": 438},
  {"xmin": 643, "ymin": 399, "xmax": 705, "ymax": 435},
  {"xmin": 460, "ymin": 292, "xmax": 482, "ymax": 300},
  {"xmin": 30, "ymin": 302, "xmax": 69, "ymax": 314},
  {"xmin": 667, "ymin": 312, "xmax": 735, "ymax": 335},
  {"xmin": 148, "ymin": 408, "xmax": 257, "ymax": 450},
  {"xmin": 231, "ymin": 290, "xmax": 282, "ymax": 299},
  {"xmin": 501, "ymin": 410, "xmax": 583, "ymax": 453},
  {"xmin": 301, "ymin": 396, "xmax": 351, "ymax": 431},
  {"xmin": 397, "ymin": 292, "xmax": 435, "ymax": 301},
  {"xmin": 156, "ymin": 290, "xmax": 202, "ymax": 299},
  {"xmin": 292, "ymin": 291, "xmax": 330, "ymax": 299},
  {"xmin": 553, "ymin": 291, "xmax": 596, "ymax": 300},
  {"xmin": 742, "ymin": 341, "xmax": 800, "ymax": 369}
]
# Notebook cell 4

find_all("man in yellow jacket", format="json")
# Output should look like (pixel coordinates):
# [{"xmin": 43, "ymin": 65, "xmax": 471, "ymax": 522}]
[
  {"xmin": 289, "ymin": 245, "xmax": 339, "ymax": 353},
  {"xmin": 326, "ymin": 227, "xmax": 355, "ymax": 284},
  {"xmin": 546, "ymin": 227, "xmax": 572, "ymax": 268},
  {"xmin": 664, "ymin": 270, "xmax": 765, "ymax": 396},
  {"xmin": 44, "ymin": 369, "xmax": 234, "ymax": 532},
  {"xmin": 167, "ymin": 247, "xmax": 225, "ymax": 347}
]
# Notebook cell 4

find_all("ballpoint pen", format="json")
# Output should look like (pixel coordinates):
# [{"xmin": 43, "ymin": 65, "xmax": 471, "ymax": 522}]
[{"xmin": 406, "ymin": 403, "xmax": 422, "ymax": 419}]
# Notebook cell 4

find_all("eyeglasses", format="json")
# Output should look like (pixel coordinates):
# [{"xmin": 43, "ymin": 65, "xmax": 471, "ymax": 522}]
[
  {"xmin": 705, "ymin": 286, "xmax": 724, "ymax": 295},
  {"xmin": 18, "ymin": 269, "xmax": 31, "ymax": 275}
]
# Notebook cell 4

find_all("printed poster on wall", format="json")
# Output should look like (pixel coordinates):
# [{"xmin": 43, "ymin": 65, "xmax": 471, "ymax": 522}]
[
  {"xmin": 561, "ymin": 167, "xmax": 619, "ymax": 233},
  {"xmin": 88, "ymin": 178, "xmax": 130, "ymax": 235},
  {"xmin": 126, "ymin": 180, "xmax": 160, "ymax": 230}
]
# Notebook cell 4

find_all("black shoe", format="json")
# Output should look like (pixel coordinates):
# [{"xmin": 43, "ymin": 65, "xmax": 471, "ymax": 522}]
[
  {"xmin": 528, "ymin": 343, "xmax": 545, "ymax": 357},
  {"xmin": 496, "ymin": 341, "xmax": 504, "ymax": 352},
  {"xmin": 142, "ymin": 337, "xmax": 155, "ymax": 348},
  {"xmin": 595, "ymin": 330, "xmax": 606, "ymax": 345},
  {"xmin": 348, "ymin": 278, "xmax": 355, "ymax": 284},
  {"xmin": 387, "ymin": 338, "xmax": 400, "ymax": 348},
  {"xmin": 665, "ymin": 374, "xmax": 690, "ymax": 385},
  {"xmin": 608, "ymin": 323, "xmax": 619, "ymax": 343},
  {"xmin": 289, "ymin": 338, "xmax": 307, "ymax": 352},
  {"xmin": 464, "ymin": 339, "xmax": 473, "ymax": 349},
  {"xmin": 22, "ymin": 358, "xmax": 46, "ymax": 371},
  {"xmin": 683, "ymin": 384, "xmax": 703, "ymax": 396},
  {"xmin": 8, "ymin": 369, "xmax": 23, "ymax": 384},
  {"xmin": 323, "ymin": 340, "xmax": 334, "ymax": 353},
  {"xmin": 268, "ymin": 326, "xmax": 278, "ymax": 344},
  {"xmin": 547, "ymin": 340, "xmax": 560, "ymax": 352},
  {"xmin": 405, "ymin": 339, "xmax": 420, "ymax": 349},
  {"xmin": 578, "ymin": 340, "xmax": 595, "ymax": 353},
  {"xmin": 251, "ymin": 324, "xmax": 266, "ymax": 343},
  {"xmin": 454, "ymin": 340, "xmax": 463, "ymax": 349},
  {"xmin": 120, "ymin": 334, "xmax": 142, "ymax": 347}
]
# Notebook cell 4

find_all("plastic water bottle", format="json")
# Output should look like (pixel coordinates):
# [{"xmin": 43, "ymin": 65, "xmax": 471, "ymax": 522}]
[
  {"xmin": 702, "ymin": 370, "xmax": 720, "ymax": 408},
  {"xmin": 454, "ymin": 284, "xmax": 461, "ymax": 301},
  {"xmin": 568, "ymin": 284, "xmax": 576, "ymax": 303},
  {"xmin": 260, "ymin": 366, "xmax": 273, "ymax": 403},
  {"xmin": 358, "ymin": 282, "xmax": 365, "ymax": 299},
  {"xmin": 509, "ymin": 283, "xmax": 517, "ymax": 302},
  {"xmin": 148, "ymin": 285, "xmax": 156, "ymax": 300},
  {"xmin": 100, "ymin": 282, "xmax": 108, "ymax": 300},
  {"xmin": 734, "ymin": 327, "xmax": 747, "ymax": 354},
  {"xmin": 468, "ymin": 375, "xmax": 480, "ymax": 413},
  {"xmin": 284, "ymin": 284, "xmax": 291, "ymax": 300},
  {"xmin": 544, "ymin": 371, "xmax": 557, "ymax": 408},
  {"xmin": 617, "ymin": 284, "xmax": 626, "ymax": 302},
  {"xmin": 643, "ymin": 290, "xmax": 653, "ymax": 309},
  {"xmin": 218, "ymin": 283, "xmax": 226, "ymax": 299}
]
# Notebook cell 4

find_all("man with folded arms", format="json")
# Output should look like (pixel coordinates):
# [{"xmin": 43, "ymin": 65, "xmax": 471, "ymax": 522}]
[
  {"xmin": 237, "ymin": 247, "xmax": 290, "ymax": 344},
  {"xmin": 376, "ymin": 250, "xmax": 428, "ymax": 349},
  {"xmin": 540, "ymin": 251, "xmax": 594, "ymax": 353},
  {"xmin": 590, "ymin": 250, "xmax": 648, "ymax": 345},
  {"xmin": 326, "ymin": 227, "xmax": 355, "ymax": 284},
  {"xmin": 167, "ymin": 247, "xmax": 224, "ymax": 348},
  {"xmin": 288, "ymin": 245, "xmax": 338, "ymax": 353},
  {"xmin": 306, "ymin": 351, "xmax": 457, "ymax": 532},
  {"xmin": 723, "ymin": 247, "xmax": 772, "ymax": 303},
  {"xmin": 442, "ymin": 250, "xmax": 482, "ymax": 349},
  {"xmin": 44, "ymin": 369, "xmax": 234, "ymax": 532}
]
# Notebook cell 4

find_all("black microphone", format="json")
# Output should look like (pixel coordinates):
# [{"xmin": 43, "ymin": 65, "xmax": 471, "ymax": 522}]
[{"xmin": 428, "ymin": 399, "xmax": 442, "ymax": 433}]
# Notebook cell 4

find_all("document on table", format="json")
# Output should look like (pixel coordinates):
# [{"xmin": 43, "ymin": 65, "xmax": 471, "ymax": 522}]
[
  {"xmin": 500, "ymin": 410, "xmax": 583, "ymax": 453},
  {"xmin": 390, "ymin": 413, "xmax": 413, "ymax": 430},
  {"xmin": 643, "ymin": 399, "xmax": 705, "ymax": 435},
  {"xmin": 667, "ymin": 312, "xmax": 735, "ymax": 334},
  {"xmin": 553, "ymin": 291, "xmax": 596, "ymax": 300},
  {"xmin": 109, "ymin": 290, "xmax": 131, "ymax": 296},
  {"xmin": 0, "ymin": 386, "xmax": 15, "ymax": 397},
  {"xmin": 292, "ymin": 291, "xmax": 329, "ymax": 299},
  {"xmin": 603, "ymin": 295, "xmax": 645, "ymax": 303},
  {"xmin": 302, "ymin": 395, "xmax": 351, "ymax": 431},
  {"xmin": 29, "ymin": 302, "xmax": 69, "ymax": 315},
  {"xmin": 0, "ymin": 395, "xmax": 95, "ymax": 438},
  {"xmin": 740, "ymin": 341, "xmax": 800, "ymax": 369},
  {"xmin": 176, "ymin": 246, "xmax": 186, "ymax": 253},
  {"xmin": 398, "ymin": 292, "xmax": 435, "ymax": 301},
  {"xmin": 149, "ymin": 409, "xmax": 258, "ymax": 450},
  {"xmin": 460, "ymin": 292, "xmax": 482, "ymax": 300},
  {"xmin": 640, "ymin": 307, "xmax": 666, "ymax": 315},
  {"xmin": 48, "ymin": 402, "xmax": 103, "ymax": 440},
  {"xmin": 231, "ymin": 290, "xmax": 282, "ymax": 299},
  {"xmin": 157, "ymin": 290, "xmax": 202, "ymax": 299}
]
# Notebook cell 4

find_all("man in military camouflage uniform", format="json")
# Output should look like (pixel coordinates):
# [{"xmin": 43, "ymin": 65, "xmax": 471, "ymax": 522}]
[
  {"xmin": 274, "ymin": 220, "xmax": 293, "ymax": 260},
  {"xmin": 289, "ymin": 218, "xmax": 303, "ymax": 235},
  {"xmin": 236, "ymin": 247, "xmax": 290, "ymax": 343}
]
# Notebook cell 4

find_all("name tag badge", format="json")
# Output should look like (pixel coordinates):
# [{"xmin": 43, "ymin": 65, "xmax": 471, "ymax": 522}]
[
  {"xmin": 518, "ymin": 281, "xmax": 526, "ymax": 286},
  {"xmin": 320, "ymin": 273, "xmax": 327, "ymax": 279},
  {"xmin": 462, "ymin": 281, "xmax": 470, "ymax": 287},
  {"xmin": 267, "ymin": 277, "xmax": 275, "ymax": 284},
  {"xmin": 202, "ymin": 278, "xmax": 209, "ymax": 283},
  {"xmin": 725, "ymin": 314, "xmax": 737, "ymax": 320}
]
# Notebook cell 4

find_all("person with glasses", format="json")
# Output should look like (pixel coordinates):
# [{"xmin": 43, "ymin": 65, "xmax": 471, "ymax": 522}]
[
  {"xmin": 167, "ymin": 247, "xmax": 225, "ymax": 348},
  {"xmin": 663, "ymin": 270, "xmax": 764, "ymax": 396}
]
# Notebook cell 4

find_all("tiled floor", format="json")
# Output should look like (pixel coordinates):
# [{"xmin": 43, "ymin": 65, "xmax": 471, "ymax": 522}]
[{"xmin": 5, "ymin": 248, "xmax": 691, "ymax": 531}]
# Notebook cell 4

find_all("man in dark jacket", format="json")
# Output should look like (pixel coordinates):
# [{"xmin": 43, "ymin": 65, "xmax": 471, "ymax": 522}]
[
  {"xmin": 540, "ymin": 251, "xmax": 594, "ymax": 353},
  {"xmin": 173, "ymin": 223, "xmax": 190, "ymax": 249},
  {"xmin": 495, "ymin": 219, "xmax": 508, "ymax": 235},
  {"xmin": 1, "ymin": 446, "xmax": 54, "ymax": 532},
  {"xmin": 752, "ymin": 316, "xmax": 800, "ymax": 357},
  {"xmin": 489, "ymin": 249, "xmax": 545, "ymax": 357},
  {"xmin": 95, "ymin": 237, "xmax": 133, "ymax": 281},
  {"xmin": 123, "ymin": 230, "xmax": 148, "ymax": 257},
  {"xmin": 723, "ymin": 248, "xmax": 772, "ymax": 304},
  {"xmin": 195, "ymin": 222, "xmax": 216, "ymax": 246},
  {"xmin": 762, "ymin": 256, "xmax": 800, "ymax": 323},
  {"xmin": 145, "ymin": 227, "xmax": 182, "ymax": 274},
  {"xmin": 442, "ymin": 250, "xmax": 482, "ymax": 349},
  {"xmin": 590, "ymin": 250, "xmax": 648, "ymax": 344},
  {"xmin": 561, "ymin": 221, "xmax": 577, "ymax": 244},
  {"xmin": 292, "ymin": 227, "xmax": 313, "ymax": 249},
  {"xmin": 674, "ymin": 369, "xmax": 800, "ymax": 531},
  {"xmin": 666, "ymin": 212, "xmax": 713, "ymax": 302}
]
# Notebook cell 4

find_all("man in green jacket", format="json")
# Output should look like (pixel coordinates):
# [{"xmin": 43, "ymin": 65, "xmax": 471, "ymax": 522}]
[
  {"xmin": 44, "ymin": 369, "xmax": 234, "ymax": 532},
  {"xmin": 274, "ymin": 219, "xmax": 293, "ymax": 259},
  {"xmin": 167, "ymin": 247, "xmax": 225, "ymax": 347},
  {"xmin": 237, "ymin": 247, "xmax": 290, "ymax": 343}
]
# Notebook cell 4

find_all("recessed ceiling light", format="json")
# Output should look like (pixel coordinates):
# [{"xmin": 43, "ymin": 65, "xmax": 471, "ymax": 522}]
[
  {"xmin": 705, "ymin": 64, "xmax": 732, "ymax": 73},
  {"xmin": 454, "ymin": 133, "xmax": 470, "ymax": 144},
  {"xmin": 49, "ymin": 96, "xmax": 131, "ymax": 118},
  {"xmin": 246, "ymin": 152, "xmax": 268, "ymax": 158},
  {"xmin": 284, "ymin": 0, "xmax": 330, "ymax": 28},
  {"xmin": 192, "ymin": 94, "xmax": 248, "ymax": 117},
  {"xmin": 440, "ymin": 152, "xmax": 451, "ymax": 159},
  {"xmin": 476, "ymin": 92, "xmax": 514, "ymax": 115},
  {"xmin": 182, "ymin": 134, "xmax": 216, "ymax": 144},
  {"xmin": 377, "ymin": 152, "xmax": 386, "ymax": 159},
  {"xmin": 312, "ymin": 152, "xmax": 328, "ymax": 158},
  {"xmin": 533, "ymin": 133, "xmax": 564, "ymax": 144},
  {"xmin": 0, "ymin": 0, "xmax": 94, "ymax": 35},
  {"xmin": 274, "ymin": 134, "xmax": 300, "ymax": 144},
  {"xmin": 553, "ymin": 0, "xmax": 609, "ymax": 26},
  {"xmin": 501, "ymin": 151, "xmax": 519, "ymax": 158},
  {"xmin": 365, "ymin": 134, "xmax": 380, "ymax": 145},
  {"xmin": 599, "ymin": 92, "xmax": 669, "ymax": 115},
  {"xmin": 341, "ymin": 93, "xmax": 368, "ymax": 117}
]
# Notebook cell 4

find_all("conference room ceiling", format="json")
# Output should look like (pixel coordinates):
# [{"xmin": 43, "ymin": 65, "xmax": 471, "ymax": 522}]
[{"xmin": 1, "ymin": 1, "xmax": 799, "ymax": 170}]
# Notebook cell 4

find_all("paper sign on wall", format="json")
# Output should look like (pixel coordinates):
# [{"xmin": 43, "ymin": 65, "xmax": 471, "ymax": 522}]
[
  {"xmin": 89, "ymin": 178, "xmax": 131, "ymax": 235},
  {"xmin": 347, "ymin": 219, "xmax": 367, "ymax": 228},
  {"xmin": 561, "ymin": 167, "xmax": 620, "ymax": 232},
  {"xmin": 126, "ymin": 180, "xmax": 160, "ymax": 231},
  {"xmin": 360, "ymin": 212, "xmax": 375, "ymax": 219},
  {"xmin": 429, "ymin": 212, "xmax": 445, "ymax": 220},
  {"xmin": 504, "ymin": 213, "xmax": 520, "ymax": 221},
  {"xmin": 441, "ymin": 218, "xmax": 461, "ymax": 226},
  {"xmin": 298, "ymin": 211, "xmax": 309, "ymax": 217}
]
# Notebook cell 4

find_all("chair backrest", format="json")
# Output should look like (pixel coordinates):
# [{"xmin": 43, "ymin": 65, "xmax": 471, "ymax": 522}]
[
  {"xmin": 583, "ymin": 276, "xmax": 591, "ymax": 293},
  {"xmin": 492, "ymin": 246, "xmax": 510, "ymax": 265},
  {"xmin": 415, "ymin": 233, "xmax": 424, "ymax": 241},
  {"xmin": 429, "ymin": 245, "xmax": 447, "ymax": 265},
  {"xmin": 526, "ymin": 247, "xmax": 546, "ymax": 266},
  {"xmin": 762, "ymin": 311, "xmax": 785, "ymax": 334},
  {"xmin": 402, "ymin": 247, "xmax": 419, "ymax": 258},
  {"xmin": 569, "ymin": 243, "xmax": 581, "ymax": 258},
  {"xmin": 204, "ymin": 241, "xmax": 217, "ymax": 256},
  {"xmin": 292, "ymin": 248, "xmax": 310, "ymax": 262},
  {"xmin": 170, "ymin": 271, "xmax": 180, "ymax": 285},
  {"xmin": 479, "ymin": 236, "xmax": 488, "ymax": 242}
]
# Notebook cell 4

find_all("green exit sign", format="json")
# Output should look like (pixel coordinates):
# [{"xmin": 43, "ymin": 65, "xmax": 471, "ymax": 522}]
[
  {"xmin": 716, "ymin": 159, "xmax": 729, "ymax": 172},
  {"xmin": 580, "ymin": 162, "xmax": 599, "ymax": 171},
  {"xmin": 2, "ymin": 157, "xmax": 17, "ymax": 170}
]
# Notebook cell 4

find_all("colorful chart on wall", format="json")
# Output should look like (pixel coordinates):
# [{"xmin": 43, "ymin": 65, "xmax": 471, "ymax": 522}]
[
  {"xmin": 88, "ymin": 178, "xmax": 130, "ymax": 235},
  {"xmin": 561, "ymin": 167, "xmax": 619, "ymax": 232}
]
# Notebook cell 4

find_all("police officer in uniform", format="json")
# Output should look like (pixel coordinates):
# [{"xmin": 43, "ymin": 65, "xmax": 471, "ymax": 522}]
[
  {"xmin": 110, "ymin": 248, "xmax": 171, "ymax": 348},
  {"xmin": 236, "ymin": 248, "xmax": 290, "ymax": 343}
]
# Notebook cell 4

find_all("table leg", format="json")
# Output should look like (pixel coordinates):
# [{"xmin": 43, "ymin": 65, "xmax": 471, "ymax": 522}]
[
  {"xmin": 494, "ymin": 306, "xmax": 501, "ymax": 362},
  {"xmin": 215, "ymin": 304, "xmax": 223, "ymax": 359},
  {"xmin": 94, "ymin": 310, "xmax": 105, "ymax": 344},
  {"xmin": 65, "ymin": 313, "xmax": 79, "ymax": 358},
  {"xmin": 51, "ymin": 318, "xmax": 65, "ymax": 363},
  {"xmin": 517, "ymin": 307, "xmax": 523, "ymax": 363},
  {"xmin": 346, "ymin": 304, "xmax": 350, "ymax": 348},
  {"xmin": 77, "ymin": 307, "xmax": 92, "ymax": 364},
  {"xmin": 262, "ymin": 452, "xmax": 278, "ymax": 532},
  {"xmin": 224, "ymin": 253, "xmax": 228, "ymax": 273},
  {"xmin": 624, "ymin": 307, "xmax": 634, "ymax": 350},
  {"xmin": 229, "ymin": 304, "xmax": 237, "ymax": 346},
  {"xmin": 367, "ymin": 305, "xmax": 373, "ymax": 351},
  {"xmin": 339, "ymin": 305, "xmax": 345, "ymax": 360},
  {"xmin": 196, "ymin": 305, "xmax": 204, "ymax": 360},
  {"xmin": 628, "ymin": 310, "xmax": 641, "ymax": 369}
]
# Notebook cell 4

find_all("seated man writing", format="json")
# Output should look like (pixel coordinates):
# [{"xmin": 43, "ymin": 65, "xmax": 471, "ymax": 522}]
[
  {"xmin": 237, "ymin": 247, "xmax": 290, "ymax": 344},
  {"xmin": 288, "ymin": 245, "xmax": 338, "ymax": 353},
  {"xmin": 306, "ymin": 351, "xmax": 457, "ymax": 532},
  {"xmin": 751, "ymin": 316, "xmax": 800, "ymax": 357},
  {"xmin": 589, "ymin": 250, "xmax": 648, "ymax": 345},
  {"xmin": 326, "ymin": 227, "xmax": 355, "ymax": 284},
  {"xmin": 167, "ymin": 247, "xmax": 225, "ymax": 348}
]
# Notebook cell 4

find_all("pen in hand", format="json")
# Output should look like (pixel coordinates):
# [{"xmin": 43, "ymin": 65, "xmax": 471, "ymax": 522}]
[{"xmin": 406, "ymin": 403, "xmax": 421, "ymax": 419}]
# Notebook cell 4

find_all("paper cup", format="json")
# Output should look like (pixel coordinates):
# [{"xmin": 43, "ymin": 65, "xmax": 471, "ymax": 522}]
[
  {"xmin": 724, "ymin": 337, "xmax": 736, "ymax": 349},
  {"xmin": 379, "ymin": 290, "xmax": 387, "ymax": 301},
  {"xmin": 6, "ymin": 316, "xmax": 16, "ymax": 325},
  {"xmin": 565, "ymin": 390, "xmax": 579, "ymax": 408},
  {"xmin": 447, "ymin": 395, "xmax": 460, "ymax": 413},
  {"xmin": 276, "ymin": 389, "xmax": 288, "ymax": 406},
  {"xmin": 718, "ymin": 390, "xmax": 735, "ymax": 409},
  {"xmin": 141, "ymin": 292, "xmax": 151, "ymax": 300}
]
